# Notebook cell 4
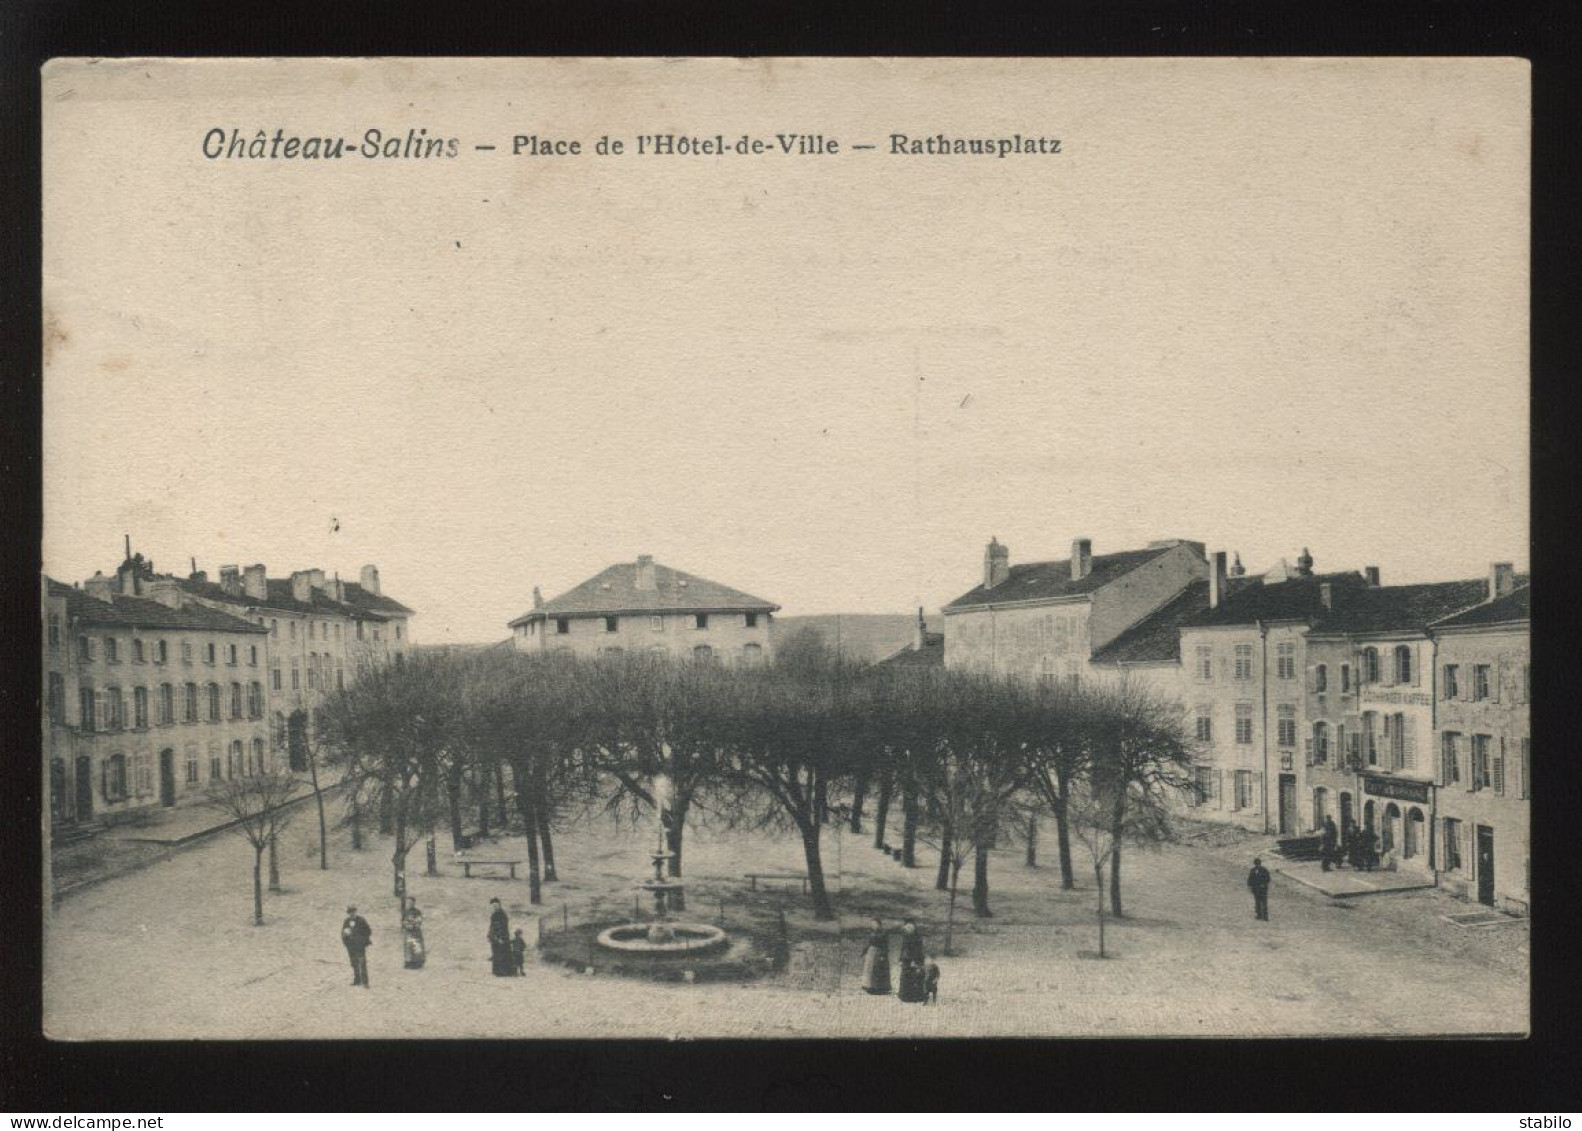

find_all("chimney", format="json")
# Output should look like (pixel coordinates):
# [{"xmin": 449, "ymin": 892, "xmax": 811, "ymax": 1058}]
[
  {"xmin": 1296, "ymin": 547, "xmax": 1314, "ymax": 577},
  {"xmin": 326, "ymin": 573, "xmax": 345, "ymax": 602},
  {"xmin": 219, "ymin": 564, "xmax": 243, "ymax": 597},
  {"xmin": 636, "ymin": 554, "xmax": 657, "ymax": 591},
  {"xmin": 1071, "ymin": 538, "xmax": 1093, "ymax": 581},
  {"xmin": 243, "ymin": 563, "xmax": 268, "ymax": 600},
  {"xmin": 1364, "ymin": 565, "xmax": 1381, "ymax": 588},
  {"xmin": 360, "ymin": 564, "xmax": 381, "ymax": 596},
  {"xmin": 1320, "ymin": 582, "xmax": 1335, "ymax": 612},
  {"xmin": 914, "ymin": 607, "xmax": 927, "ymax": 652},
  {"xmin": 1229, "ymin": 552, "xmax": 1246, "ymax": 578},
  {"xmin": 307, "ymin": 568, "xmax": 326, "ymax": 592},
  {"xmin": 983, "ymin": 538, "xmax": 1010, "ymax": 590},
  {"xmin": 147, "ymin": 578, "xmax": 183, "ymax": 609},
  {"xmin": 84, "ymin": 572, "xmax": 113, "ymax": 602},
  {"xmin": 290, "ymin": 571, "xmax": 315, "ymax": 603},
  {"xmin": 1209, "ymin": 551, "xmax": 1228, "ymax": 609},
  {"xmin": 1489, "ymin": 562, "xmax": 1516, "ymax": 602},
  {"xmin": 532, "ymin": 585, "xmax": 544, "ymax": 610}
]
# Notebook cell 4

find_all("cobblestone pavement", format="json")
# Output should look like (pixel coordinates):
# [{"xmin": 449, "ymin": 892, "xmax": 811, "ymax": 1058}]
[{"xmin": 44, "ymin": 812, "xmax": 1527, "ymax": 1039}]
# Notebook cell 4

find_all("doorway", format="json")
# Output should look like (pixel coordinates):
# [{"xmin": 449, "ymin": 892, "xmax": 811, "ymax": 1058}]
[
  {"xmin": 1278, "ymin": 773, "xmax": 1297, "ymax": 835},
  {"xmin": 74, "ymin": 756, "xmax": 94, "ymax": 822},
  {"xmin": 1476, "ymin": 825, "xmax": 1496, "ymax": 906},
  {"xmin": 1339, "ymin": 792, "xmax": 1354, "ymax": 838},
  {"xmin": 159, "ymin": 748, "xmax": 177, "ymax": 807}
]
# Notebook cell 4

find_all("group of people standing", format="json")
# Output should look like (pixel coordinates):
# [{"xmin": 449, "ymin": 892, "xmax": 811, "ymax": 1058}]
[
  {"xmin": 859, "ymin": 918, "xmax": 937, "ymax": 1004},
  {"xmin": 1319, "ymin": 815, "xmax": 1382, "ymax": 873},
  {"xmin": 340, "ymin": 895, "xmax": 526, "ymax": 986}
]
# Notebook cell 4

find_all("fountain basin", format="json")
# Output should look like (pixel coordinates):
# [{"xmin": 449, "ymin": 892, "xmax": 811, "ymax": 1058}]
[{"xmin": 596, "ymin": 922, "xmax": 730, "ymax": 955}]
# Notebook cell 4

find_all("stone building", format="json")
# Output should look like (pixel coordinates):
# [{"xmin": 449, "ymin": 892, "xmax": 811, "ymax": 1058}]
[
  {"xmin": 509, "ymin": 554, "xmax": 779, "ymax": 665},
  {"xmin": 943, "ymin": 536, "xmax": 1208, "ymax": 685},
  {"xmin": 1428, "ymin": 574, "xmax": 1528, "ymax": 911},
  {"xmin": 44, "ymin": 574, "xmax": 272, "ymax": 827}
]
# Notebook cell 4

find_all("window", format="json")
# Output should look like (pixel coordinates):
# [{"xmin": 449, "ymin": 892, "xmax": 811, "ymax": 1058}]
[
  {"xmin": 648, "ymin": 615, "xmax": 664, "ymax": 632},
  {"xmin": 158, "ymin": 683, "xmax": 174, "ymax": 725},
  {"xmin": 693, "ymin": 644, "xmax": 715, "ymax": 661},
  {"xmin": 135, "ymin": 753, "xmax": 153, "ymax": 796},
  {"xmin": 336, "ymin": 667, "xmax": 344, "ymax": 690},
  {"xmin": 133, "ymin": 686, "xmax": 149, "ymax": 729},
  {"xmin": 395, "ymin": 624, "xmax": 402, "ymax": 641},
  {"xmin": 78, "ymin": 635, "xmax": 93, "ymax": 661},
  {"xmin": 745, "ymin": 612, "xmax": 759, "ymax": 628},
  {"xmin": 1192, "ymin": 766, "xmax": 1214, "ymax": 806},
  {"xmin": 604, "ymin": 616, "xmax": 619, "ymax": 633},
  {"xmin": 1441, "ymin": 732, "xmax": 1461, "ymax": 785},
  {"xmin": 185, "ymin": 745, "xmax": 199, "ymax": 784},
  {"xmin": 1312, "ymin": 722, "xmax": 1329, "ymax": 765},
  {"xmin": 1473, "ymin": 665, "xmax": 1492, "ymax": 701},
  {"xmin": 1194, "ymin": 709, "xmax": 1212, "ymax": 742},
  {"xmin": 249, "ymin": 645, "xmax": 258, "ymax": 666},
  {"xmin": 291, "ymin": 661, "xmax": 301, "ymax": 690},
  {"xmin": 1276, "ymin": 642, "xmax": 1296, "ymax": 680},
  {"xmin": 356, "ymin": 621, "xmax": 365, "ymax": 641},
  {"xmin": 1360, "ymin": 648, "xmax": 1380, "ymax": 684},
  {"xmin": 48, "ymin": 672, "xmax": 66, "ymax": 724},
  {"xmin": 1393, "ymin": 645, "xmax": 1413, "ymax": 685},
  {"xmin": 105, "ymin": 687, "xmax": 124, "ymax": 730},
  {"xmin": 1470, "ymin": 734, "xmax": 1492, "ymax": 791},
  {"xmin": 372, "ymin": 627, "xmax": 381, "ymax": 641},
  {"xmin": 132, "ymin": 639, "xmax": 146, "ymax": 663},
  {"xmin": 253, "ymin": 738, "xmax": 266, "ymax": 775},
  {"xmin": 742, "ymin": 643, "xmax": 764, "ymax": 665},
  {"xmin": 695, "ymin": 614, "xmax": 710, "ymax": 630},
  {"xmin": 555, "ymin": 618, "xmax": 569, "ymax": 636},
  {"xmin": 229, "ymin": 740, "xmax": 243, "ymax": 777},
  {"xmin": 1443, "ymin": 818, "xmax": 1463, "ymax": 871},
  {"xmin": 1195, "ymin": 646, "xmax": 1213, "ymax": 682},
  {"xmin": 207, "ymin": 682, "xmax": 221, "ymax": 722},
  {"xmin": 289, "ymin": 621, "xmax": 297, "ymax": 639},
  {"xmin": 1235, "ymin": 703, "xmax": 1254, "ymax": 745},
  {"xmin": 1341, "ymin": 664, "xmax": 1351, "ymax": 693},
  {"xmin": 1277, "ymin": 704, "xmax": 1296, "ymax": 747},
  {"xmin": 1492, "ymin": 738, "xmax": 1506, "ymax": 795},
  {"xmin": 248, "ymin": 682, "xmax": 263, "ymax": 718},
  {"xmin": 156, "ymin": 639, "xmax": 168, "ymax": 663},
  {"xmin": 227, "ymin": 682, "xmax": 241, "ymax": 719},
  {"xmin": 204, "ymin": 642, "xmax": 216, "ymax": 664},
  {"xmin": 105, "ymin": 637, "xmax": 120, "ymax": 663},
  {"xmin": 184, "ymin": 682, "xmax": 199, "ymax": 722},
  {"xmin": 1362, "ymin": 712, "xmax": 1379, "ymax": 766},
  {"xmin": 1233, "ymin": 645, "xmax": 1253, "ymax": 681},
  {"xmin": 270, "ymin": 619, "xmax": 278, "ymax": 636},
  {"xmin": 1389, "ymin": 712, "xmax": 1406, "ymax": 770},
  {"xmin": 1443, "ymin": 665, "xmax": 1460, "ymax": 700},
  {"xmin": 307, "ymin": 653, "xmax": 319, "ymax": 690},
  {"xmin": 271, "ymin": 664, "xmax": 282, "ymax": 691},
  {"xmin": 209, "ymin": 743, "xmax": 222, "ymax": 780},
  {"xmin": 79, "ymin": 686, "xmax": 97, "ymax": 731},
  {"xmin": 1314, "ymin": 664, "xmax": 1328, "ymax": 693},
  {"xmin": 105, "ymin": 753, "xmax": 128, "ymax": 801},
  {"xmin": 48, "ymin": 614, "xmax": 61, "ymax": 648},
  {"xmin": 1233, "ymin": 769, "xmax": 1254, "ymax": 810},
  {"xmin": 181, "ymin": 640, "xmax": 193, "ymax": 664}
]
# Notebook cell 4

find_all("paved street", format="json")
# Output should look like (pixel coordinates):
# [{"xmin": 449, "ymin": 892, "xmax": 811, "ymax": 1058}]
[{"xmin": 45, "ymin": 811, "xmax": 1527, "ymax": 1039}]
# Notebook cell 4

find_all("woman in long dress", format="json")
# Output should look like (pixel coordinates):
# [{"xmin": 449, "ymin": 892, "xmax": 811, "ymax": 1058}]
[
  {"xmin": 487, "ymin": 898, "xmax": 513, "ymax": 976},
  {"xmin": 896, "ymin": 918, "xmax": 927, "ymax": 1003},
  {"xmin": 402, "ymin": 897, "xmax": 426, "ymax": 969},
  {"xmin": 860, "ymin": 918, "xmax": 891, "ymax": 995}
]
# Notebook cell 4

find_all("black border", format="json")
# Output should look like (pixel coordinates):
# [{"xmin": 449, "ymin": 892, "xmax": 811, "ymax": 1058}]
[{"xmin": 4, "ymin": 0, "xmax": 1580, "ymax": 1113}]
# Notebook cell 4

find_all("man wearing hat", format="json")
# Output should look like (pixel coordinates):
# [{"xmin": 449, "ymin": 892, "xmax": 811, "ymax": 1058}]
[
  {"xmin": 1246, "ymin": 857, "xmax": 1272, "ymax": 922},
  {"xmin": 341, "ymin": 904, "xmax": 373, "ymax": 987}
]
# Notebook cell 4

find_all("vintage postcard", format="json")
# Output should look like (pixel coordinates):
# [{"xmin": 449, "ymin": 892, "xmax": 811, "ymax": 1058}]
[{"xmin": 41, "ymin": 57, "xmax": 1529, "ymax": 1039}]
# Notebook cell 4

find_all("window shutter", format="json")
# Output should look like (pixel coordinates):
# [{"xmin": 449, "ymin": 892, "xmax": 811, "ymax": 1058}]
[
  {"xmin": 1304, "ymin": 736, "xmax": 1314, "ymax": 767},
  {"xmin": 1251, "ymin": 773, "xmax": 1262, "ymax": 813},
  {"xmin": 1492, "ymin": 659, "xmax": 1504, "ymax": 704},
  {"xmin": 1403, "ymin": 715, "xmax": 1416, "ymax": 770},
  {"xmin": 1410, "ymin": 646, "xmax": 1420, "ymax": 686},
  {"xmin": 1213, "ymin": 769, "xmax": 1223, "ymax": 809},
  {"xmin": 100, "ymin": 759, "xmax": 108, "ymax": 800},
  {"xmin": 1493, "ymin": 740, "xmax": 1505, "ymax": 795}
]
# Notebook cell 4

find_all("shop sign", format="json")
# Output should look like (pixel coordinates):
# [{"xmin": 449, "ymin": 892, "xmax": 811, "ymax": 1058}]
[{"xmin": 1363, "ymin": 774, "xmax": 1431, "ymax": 804}]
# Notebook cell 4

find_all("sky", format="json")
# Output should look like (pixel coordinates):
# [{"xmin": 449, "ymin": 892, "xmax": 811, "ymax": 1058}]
[{"xmin": 42, "ymin": 59, "xmax": 1529, "ymax": 643}]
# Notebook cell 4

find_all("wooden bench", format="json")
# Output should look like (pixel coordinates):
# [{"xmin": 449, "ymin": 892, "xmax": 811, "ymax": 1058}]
[
  {"xmin": 745, "ymin": 872, "xmax": 809, "ymax": 893},
  {"xmin": 460, "ymin": 859, "xmax": 522, "ymax": 879}
]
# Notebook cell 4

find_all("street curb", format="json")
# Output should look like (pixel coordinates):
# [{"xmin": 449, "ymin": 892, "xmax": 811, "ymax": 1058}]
[{"xmin": 1275, "ymin": 866, "xmax": 1437, "ymax": 899}]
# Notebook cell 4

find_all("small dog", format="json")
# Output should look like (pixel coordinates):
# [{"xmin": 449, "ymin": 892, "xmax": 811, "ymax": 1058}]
[{"xmin": 924, "ymin": 963, "xmax": 940, "ymax": 1004}]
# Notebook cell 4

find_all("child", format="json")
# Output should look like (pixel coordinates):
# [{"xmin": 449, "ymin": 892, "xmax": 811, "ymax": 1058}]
[
  {"xmin": 510, "ymin": 927, "xmax": 527, "ymax": 975},
  {"xmin": 924, "ymin": 962, "xmax": 940, "ymax": 1005}
]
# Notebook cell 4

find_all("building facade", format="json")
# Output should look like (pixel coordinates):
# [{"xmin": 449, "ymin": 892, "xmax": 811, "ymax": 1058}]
[
  {"xmin": 1429, "ymin": 577, "xmax": 1529, "ymax": 911},
  {"xmin": 943, "ymin": 537, "xmax": 1208, "ymax": 685},
  {"xmin": 509, "ymin": 554, "xmax": 779, "ymax": 665}
]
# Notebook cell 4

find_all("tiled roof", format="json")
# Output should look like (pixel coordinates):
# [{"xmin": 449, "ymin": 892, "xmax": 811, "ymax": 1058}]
[
  {"xmin": 56, "ymin": 584, "xmax": 268, "ymax": 635},
  {"xmin": 1306, "ymin": 579, "xmax": 1492, "ymax": 637},
  {"xmin": 1431, "ymin": 585, "xmax": 1530, "ymax": 630},
  {"xmin": 343, "ymin": 581, "xmax": 414, "ymax": 617},
  {"xmin": 511, "ymin": 561, "xmax": 779, "ymax": 625},
  {"xmin": 875, "ymin": 633, "xmax": 945, "ymax": 668},
  {"xmin": 177, "ymin": 576, "xmax": 406, "ymax": 621},
  {"xmin": 1090, "ymin": 581, "xmax": 1214, "ymax": 664},
  {"xmin": 944, "ymin": 547, "xmax": 1176, "ymax": 612},
  {"xmin": 1181, "ymin": 572, "xmax": 1368, "ymax": 628}
]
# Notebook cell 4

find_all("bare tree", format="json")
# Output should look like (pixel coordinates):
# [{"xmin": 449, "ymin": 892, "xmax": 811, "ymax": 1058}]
[
  {"xmin": 1065, "ymin": 778, "xmax": 1118, "ymax": 958},
  {"xmin": 206, "ymin": 772, "xmax": 303, "ymax": 926}
]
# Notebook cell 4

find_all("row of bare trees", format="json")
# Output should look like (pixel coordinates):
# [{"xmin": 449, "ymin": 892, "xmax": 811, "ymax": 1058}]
[{"xmin": 281, "ymin": 631, "xmax": 1198, "ymax": 950}]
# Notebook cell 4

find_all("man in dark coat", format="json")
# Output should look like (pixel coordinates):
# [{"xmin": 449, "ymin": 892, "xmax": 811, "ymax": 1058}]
[
  {"xmin": 487, "ymin": 898, "xmax": 512, "ymax": 976},
  {"xmin": 1320, "ymin": 815, "xmax": 1339, "ymax": 872},
  {"xmin": 1247, "ymin": 858, "xmax": 1271, "ymax": 921},
  {"xmin": 896, "ymin": 918, "xmax": 928, "ymax": 1003},
  {"xmin": 341, "ymin": 905, "xmax": 372, "ymax": 987}
]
